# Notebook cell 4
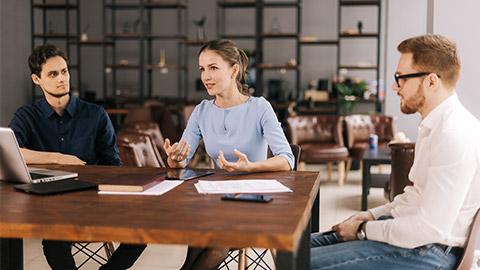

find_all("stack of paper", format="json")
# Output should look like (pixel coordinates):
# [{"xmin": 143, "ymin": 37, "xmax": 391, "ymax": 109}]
[
  {"xmin": 98, "ymin": 180, "xmax": 183, "ymax": 196},
  {"xmin": 194, "ymin": 179, "xmax": 292, "ymax": 194}
]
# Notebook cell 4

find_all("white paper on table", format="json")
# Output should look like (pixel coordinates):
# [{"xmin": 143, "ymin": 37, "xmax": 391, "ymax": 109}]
[
  {"xmin": 194, "ymin": 179, "xmax": 292, "ymax": 194},
  {"xmin": 98, "ymin": 180, "xmax": 183, "ymax": 196}
]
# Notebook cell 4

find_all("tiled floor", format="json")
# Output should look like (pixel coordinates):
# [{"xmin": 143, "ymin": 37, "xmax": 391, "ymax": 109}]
[{"xmin": 22, "ymin": 163, "xmax": 390, "ymax": 270}]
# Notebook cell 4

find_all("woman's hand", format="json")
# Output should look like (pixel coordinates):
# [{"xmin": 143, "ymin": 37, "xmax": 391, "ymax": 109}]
[
  {"xmin": 217, "ymin": 149, "xmax": 252, "ymax": 172},
  {"xmin": 163, "ymin": 138, "xmax": 191, "ymax": 168}
]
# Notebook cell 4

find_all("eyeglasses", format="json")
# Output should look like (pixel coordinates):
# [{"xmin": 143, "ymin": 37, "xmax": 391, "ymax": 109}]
[{"xmin": 394, "ymin": 72, "xmax": 440, "ymax": 88}]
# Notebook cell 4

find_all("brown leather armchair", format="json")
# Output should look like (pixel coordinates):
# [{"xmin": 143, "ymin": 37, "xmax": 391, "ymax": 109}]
[
  {"xmin": 286, "ymin": 115, "xmax": 349, "ymax": 185},
  {"xmin": 384, "ymin": 142, "xmax": 415, "ymax": 201},
  {"xmin": 116, "ymin": 132, "xmax": 164, "ymax": 167},
  {"xmin": 344, "ymin": 114, "xmax": 396, "ymax": 177},
  {"xmin": 121, "ymin": 121, "xmax": 167, "ymax": 167},
  {"xmin": 124, "ymin": 102, "xmax": 181, "ymax": 142}
]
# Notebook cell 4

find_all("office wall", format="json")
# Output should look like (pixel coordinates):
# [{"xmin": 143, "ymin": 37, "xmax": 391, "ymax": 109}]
[
  {"xmin": 0, "ymin": 0, "xmax": 31, "ymax": 126},
  {"xmin": 433, "ymin": 0, "xmax": 480, "ymax": 252},
  {"xmin": 383, "ymin": 1, "xmax": 427, "ymax": 141},
  {"xmin": 433, "ymin": 0, "xmax": 480, "ymax": 123}
]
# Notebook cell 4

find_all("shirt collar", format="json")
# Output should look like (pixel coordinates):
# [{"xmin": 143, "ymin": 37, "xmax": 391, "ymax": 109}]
[
  {"xmin": 39, "ymin": 92, "xmax": 76, "ymax": 119},
  {"xmin": 64, "ymin": 93, "xmax": 77, "ymax": 118},
  {"xmin": 420, "ymin": 93, "xmax": 459, "ymax": 130}
]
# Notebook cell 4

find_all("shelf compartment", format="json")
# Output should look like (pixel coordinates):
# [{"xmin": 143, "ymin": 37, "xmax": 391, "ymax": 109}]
[
  {"xmin": 145, "ymin": 64, "xmax": 187, "ymax": 70},
  {"xmin": 260, "ymin": 32, "xmax": 299, "ymax": 38},
  {"xmin": 339, "ymin": 33, "xmax": 379, "ymax": 38},
  {"xmin": 144, "ymin": 1, "xmax": 187, "ymax": 8},
  {"xmin": 33, "ymin": 33, "xmax": 78, "ymax": 38},
  {"xmin": 264, "ymin": 2, "xmax": 300, "ymax": 7},
  {"xmin": 105, "ymin": 4, "xmax": 141, "ymax": 9},
  {"xmin": 69, "ymin": 40, "xmax": 114, "ymax": 45},
  {"xmin": 300, "ymin": 38, "xmax": 338, "ymax": 45},
  {"xmin": 106, "ymin": 64, "xmax": 142, "ymax": 69},
  {"xmin": 218, "ymin": 1, "xmax": 256, "ymax": 8},
  {"xmin": 258, "ymin": 64, "xmax": 299, "ymax": 70},
  {"xmin": 105, "ymin": 33, "xmax": 142, "ymax": 39},
  {"xmin": 338, "ymin": 65, "xmax": 378, "ymax": 70},
  {"xmin": 181, "ymin": 40, "xmax": 209, "ymax": 45},
  {"xmin": 340, "ymin": 0, "xmax": 380, "ymax": 6},
  {"xmin": 219, "ymin": 34, "xmax": 256, "ymax": 39},
  {"xmin": 33, "ymin": 3, "xmax": 77, "ymax": 9},
  {"xmin": 146, "ymin": 35, "xmax": 187, "ymax": 40}
]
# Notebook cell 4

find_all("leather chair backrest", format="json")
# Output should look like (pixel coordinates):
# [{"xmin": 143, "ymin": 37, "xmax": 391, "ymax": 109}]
[
  {"xmin": 371, "ymin": 115, "xmax": 396, "ymax": 144},
  {"xmin": 116, "ymin": 132, "xmax": 162, "ymax": 168},
  {"xmin": 344, "ymin": 114, "xmax": 395, "ymax": 148},
  {"xmin": 117, "ymin": 143, "xmax": 142, "ymax": 167},
  {"xmin": 387, "ymin": 142, "xmax": 415, "ymax": 201},
  {"xmin": 457, "ymin": 208, "xmax": 480, "ymax": 270},
  {"xmin": 122, "ymin": 121, "xmax": 165, "ymax": 149},
  {"xmin": 183, "ymin": 104, "xmax": 196, "ymax": 128},
  {"xmin": 124, "ymin": 104, "xmax": 181, "ymax": 142},
  {"xmin": 286, "ymin": 115, "xmax": 344, "ymax": 146},
  {"xmin": 121, "ymin": 121, "xmax": 167, "ymax": 167}
]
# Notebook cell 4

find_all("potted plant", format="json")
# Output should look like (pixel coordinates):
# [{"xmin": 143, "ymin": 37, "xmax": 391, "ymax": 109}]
[{"xmin": 334, "ymin": 78, "xmax": 369, "ymax": 114}]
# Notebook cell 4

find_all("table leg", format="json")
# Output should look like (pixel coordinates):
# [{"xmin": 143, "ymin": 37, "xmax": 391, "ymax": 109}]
[
  {"xmin": 362, "ymin": 162, "xmax": 371, "ymax": 211},
  {"xmin": 0, "ymin": 238, "xmax": 23, "ymax": 270},
  {"xmin": 276, "ymin": 219, "xmax": 311, "ymax": 270},
  {"xmin": 311, "ymin": 191, "xmax": 320, "ymax": 233}
]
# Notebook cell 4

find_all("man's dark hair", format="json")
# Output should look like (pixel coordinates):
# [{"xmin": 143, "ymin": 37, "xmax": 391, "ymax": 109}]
[{"xmin": 28, "ymin": 43, "xmax": 69, "ymax": 77}]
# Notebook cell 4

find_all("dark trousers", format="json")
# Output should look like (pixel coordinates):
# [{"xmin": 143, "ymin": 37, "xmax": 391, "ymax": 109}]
[{"xmin": 42, "ymin": 240, "xmax": 146, "ymax": 270}]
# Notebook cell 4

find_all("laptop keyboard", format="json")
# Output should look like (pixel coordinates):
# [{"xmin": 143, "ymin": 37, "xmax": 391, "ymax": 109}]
[{"xmin": 30, "ymin": 172, "xmax": 52, "ymax": 180}]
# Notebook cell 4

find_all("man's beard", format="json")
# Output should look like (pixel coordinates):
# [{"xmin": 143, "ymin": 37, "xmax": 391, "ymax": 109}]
[
  {"xmin": 401, "ymin": 84, "xmax": 425, "ymax": 114},
  {"xmin": 44, "ymin": 89, "xmax": 70, "ymax": 98}
]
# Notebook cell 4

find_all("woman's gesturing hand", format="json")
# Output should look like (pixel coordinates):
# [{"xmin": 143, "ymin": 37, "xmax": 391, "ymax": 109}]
[
  {"xmin": 217, "ymin": 149, "xmax": 252, "ymax": 172},
  {"xmin": 163, "ymin": 138, "xmax": 191, "ymax": 168}
]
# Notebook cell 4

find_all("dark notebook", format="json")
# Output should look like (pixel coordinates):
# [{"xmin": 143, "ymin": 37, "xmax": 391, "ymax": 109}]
[
  {"xmin": 14, "ymin": 179, "xmax": 98, "ymax": 195},
  {"xmin": 98, "ymin": 174, "xmax": 165, "ymax": 192}
]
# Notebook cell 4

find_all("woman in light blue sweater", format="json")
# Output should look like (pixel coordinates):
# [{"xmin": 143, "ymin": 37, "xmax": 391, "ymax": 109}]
[
  {"xmin": 164, "ymin": 39, "xmax": 294, "ymax": 172},
  {"xmin": 163, "ymin": 39, "xmax": 294, "ymax": 269}
]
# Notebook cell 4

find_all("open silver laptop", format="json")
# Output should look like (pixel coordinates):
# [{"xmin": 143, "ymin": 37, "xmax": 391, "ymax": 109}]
[{"xmin": 0, "ymin": 127, "xmax": 78, "ymax": 184}]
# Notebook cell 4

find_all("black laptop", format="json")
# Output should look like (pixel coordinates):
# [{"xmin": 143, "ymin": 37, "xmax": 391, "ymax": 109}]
[{"xmin": 13, "ymin": 179, "xmax": 97, "ymax": 195}]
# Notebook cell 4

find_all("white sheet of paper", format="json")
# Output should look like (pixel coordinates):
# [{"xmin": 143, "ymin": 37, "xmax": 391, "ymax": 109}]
[
  {"xmin": 98, "ymin": 180, "xmax": 183, "ymax": 196},
  {"xmin": 194, "ymin": 179, "xmax": 292, "ymax": 194}
]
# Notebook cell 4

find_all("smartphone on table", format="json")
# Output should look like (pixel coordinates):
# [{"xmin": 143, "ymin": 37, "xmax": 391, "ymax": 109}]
[{"xmin": 221, "ymin": 194, "xmax": 273, "ymax": 203}]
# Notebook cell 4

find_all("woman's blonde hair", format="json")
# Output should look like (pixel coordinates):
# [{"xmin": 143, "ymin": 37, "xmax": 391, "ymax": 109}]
[{"xmin": 199, "ymin": 39, "xmax": 249, "ymax": 95}]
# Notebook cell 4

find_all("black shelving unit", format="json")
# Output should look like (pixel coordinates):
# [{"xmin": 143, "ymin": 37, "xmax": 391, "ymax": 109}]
[
  {"xmin": 144, "ymin": 1, "xmax": 188, "ymax": 100},
  {"xmin": 256, "ymin": 1, "xmax": 301, "ymax": 99},
  {"xmin": 217, "ymin": 1, "xmax": 301, "ymax": 99},
  {"xmin": 31, "ymin": 0, "xmax": 80, "ymax": 101},
  {"xmin": 337, "ymin": 0, "xmax": 382, "ymax": 112},
  {"xmin": 104, "ymin": 1, "xmax": 145, "ymax": 105},
  {"xmin": 103, "ymin": 0, "xmax": 188, "ymax": 105}
]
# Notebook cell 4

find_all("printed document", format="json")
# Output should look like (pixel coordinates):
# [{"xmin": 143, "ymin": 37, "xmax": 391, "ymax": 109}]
[{"xmin": 194, "ymin": 179, "xmax": 292, "ymax": 194}]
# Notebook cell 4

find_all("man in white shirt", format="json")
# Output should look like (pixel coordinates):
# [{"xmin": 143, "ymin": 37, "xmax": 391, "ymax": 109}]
[{"xmin": 311, "ymin": 34, "xmax": 480, "ymax": 269}]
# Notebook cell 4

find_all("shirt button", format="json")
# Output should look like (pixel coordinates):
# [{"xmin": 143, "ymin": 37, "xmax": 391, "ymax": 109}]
[{"xmin": 61, "ymin": 138, "xmax": 64, "ymax": 141}]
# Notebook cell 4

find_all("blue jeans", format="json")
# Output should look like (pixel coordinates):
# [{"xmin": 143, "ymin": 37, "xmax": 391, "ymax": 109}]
[{"xmin": 311, "ymin": 231, "xmax": 460, "ymax": 269}]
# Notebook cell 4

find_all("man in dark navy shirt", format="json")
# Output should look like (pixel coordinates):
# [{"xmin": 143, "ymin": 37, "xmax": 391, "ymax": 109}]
[{"xmin": 8, "ymin": 44, "xmax": 145, "ymax": 269}]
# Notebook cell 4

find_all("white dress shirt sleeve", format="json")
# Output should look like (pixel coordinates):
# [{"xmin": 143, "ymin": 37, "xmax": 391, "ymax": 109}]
[{"xmin": 366, "ymin": 128, "xmax": 478, "ymax": 248}]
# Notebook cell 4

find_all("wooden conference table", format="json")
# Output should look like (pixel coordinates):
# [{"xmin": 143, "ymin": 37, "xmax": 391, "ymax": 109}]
[{"xmin": 0, "ymin": 165, "xmax": 320, "ymax": 270}]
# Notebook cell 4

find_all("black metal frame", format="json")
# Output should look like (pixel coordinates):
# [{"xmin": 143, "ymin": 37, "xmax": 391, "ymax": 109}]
[
  {"xmin": 337, "ymin": 0, "xmax": 382, "ymax": 113},
  {"xmin": 30, "ymin": 0, "xmax": 80, "ymax": 102}
]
